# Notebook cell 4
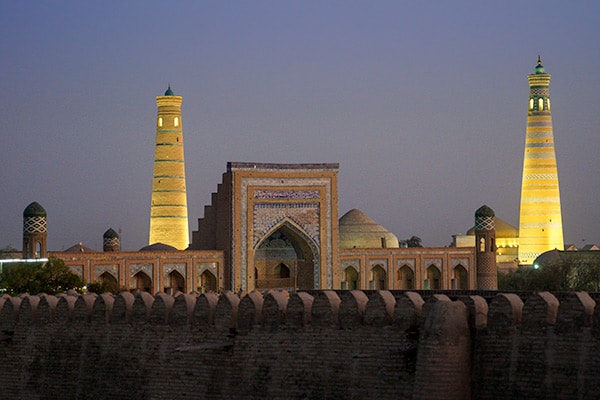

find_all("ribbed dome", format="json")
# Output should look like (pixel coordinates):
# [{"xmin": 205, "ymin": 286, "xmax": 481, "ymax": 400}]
[
  {"xmin": 339, "ymin": 209, "xmax": 399, "ymax": 249},
  {"xmin": 23, "ymin": 201, "xmax": 46, "ymax": 218},
  {"xmin": 103, "ymin": 228, "xmax": 119, "ymax": 238}
]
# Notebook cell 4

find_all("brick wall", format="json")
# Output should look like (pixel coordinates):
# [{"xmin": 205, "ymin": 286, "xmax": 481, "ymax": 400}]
[{"xmin": 0, "ymin": 290, "xmax": 598, "ymax": 399}]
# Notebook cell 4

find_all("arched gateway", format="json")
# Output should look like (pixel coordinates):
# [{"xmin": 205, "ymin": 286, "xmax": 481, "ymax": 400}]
[{"xmin": 253, "ymin": 222, "xmax": 316, "ymax": 290}]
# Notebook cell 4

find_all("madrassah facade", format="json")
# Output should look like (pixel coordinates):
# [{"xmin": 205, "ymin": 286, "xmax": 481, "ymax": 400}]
[
  {"xmin": 18, "ymin": 70, "xmax": 558, "ymax": 295},
  {"xmin": 13, "ymin": 84, "xmax": 491, "ymax": 294}
]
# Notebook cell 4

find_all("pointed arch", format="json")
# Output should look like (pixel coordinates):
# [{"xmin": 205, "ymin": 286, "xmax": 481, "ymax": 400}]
[
  {"xmin": 370, "ymin": 264, "xmax": 387, "ymax": 290},
  {"xmin": 397, "ymin": 264, "xmax": 414, "ymax": 290},
  {"xmin": 98, "ymin": 271, "xmax": 118, "ymax": 287},
  {"xmin": 343, "ymin": 266, "xmax": 359, "ymax": 290},
  {"xmin": 198, "ymin": 270, "xmax": 217, "ymax": 293},
  {"xmin": 425, "ymin": 265, "xmax": 441, "ymax": 290},
  {"xmin": 165, "ymin": 270, "xmax": 185, "ymax": 295},
  {"xmin": 254, "ymin": 219, "xmax": 318, "ymax": 290},
  {"xmin": 452, "ymin": 264, "xmax": 469, "ymax": 290},
  {"xmin": 132, "ymin": 271, "xmax": 152, "ymax": 293}
]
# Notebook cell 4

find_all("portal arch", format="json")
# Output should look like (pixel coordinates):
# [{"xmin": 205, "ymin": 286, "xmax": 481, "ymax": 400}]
[{"xmin": 253, "ymin": 220, "xmax": 317, "ymax": 290}]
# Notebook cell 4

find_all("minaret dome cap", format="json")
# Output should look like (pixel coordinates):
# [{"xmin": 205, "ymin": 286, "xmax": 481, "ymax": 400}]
[
  {"xmin": 535, "ymin": 56, "xmax": 545, "ymax": 74},
  {"xmin": 23, "ymin": 201, "xmax": 47, "ymax": 218},
  {"xmin": 103, "ymin": 228, "xmax": 119, "ymax": 239},
  {"xmin": 475, "ymin": 205, "xmax": 495, "ymax": 218},
  {"xmin": 164, "ymin": 85, "xmax": 174, "ymax": 96}
]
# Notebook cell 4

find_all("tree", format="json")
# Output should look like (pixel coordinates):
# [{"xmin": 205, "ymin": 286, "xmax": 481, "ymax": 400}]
[
  {"xmin": 0, "ymin": 257, "xmax": 83, "ymax": 295},
  {"xmin": 405, "ymin": 236, "xmax": 423, "ymax": 248},
  {"xmin": 498, "ymin": 253, "xmax": 600, "ymax": 291}
]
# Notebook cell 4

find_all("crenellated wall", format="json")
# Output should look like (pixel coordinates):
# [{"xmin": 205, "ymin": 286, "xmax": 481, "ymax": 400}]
[{"xmin": 0, "ymin": 290, "xmax": 598, "ymax": 399}]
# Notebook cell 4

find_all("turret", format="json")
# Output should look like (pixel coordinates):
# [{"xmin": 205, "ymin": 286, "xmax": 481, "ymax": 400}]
[
  {"xmin": 22, "ymin": 201, "xmax": 47, "ymax": 259},
  {"xmin": 475, "ymin": 205, "xmax": 497, "ymax": 290},
  {"xmin": 103, "ymin": 228, "xmax": 120, "ymax": 252}
]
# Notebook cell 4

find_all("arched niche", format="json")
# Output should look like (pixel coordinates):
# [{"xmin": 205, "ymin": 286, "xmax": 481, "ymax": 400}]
[{"xmin": 254, "ymin": 221, "xmax": 317, "ymax": 290}]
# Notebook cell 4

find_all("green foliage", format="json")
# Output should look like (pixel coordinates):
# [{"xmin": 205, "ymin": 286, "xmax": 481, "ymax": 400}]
[
  {"xmin": 0, "ymin": 257, "xmax": 84, "ymax": 295},
  {"xmin": 404, "ymin": 236, "xmax": 423, "ymax": 248},
  {"xmin": 498, "ymin": 257, "xmax": 600, "ymax": 291},
  {"xmin": 86, "ymin": 279, "xmax": 124, "ymax": 294}
]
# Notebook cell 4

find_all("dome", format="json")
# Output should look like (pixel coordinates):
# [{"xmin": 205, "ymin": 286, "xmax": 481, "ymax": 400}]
[
  {"xmin": 63, "ymin": 243, "xmax": 98, "ymax": 253},
  {"xmin": 139, "ymin": 242, "xmax": 178, "ymax": 252},
  {"xmin": 103, "ymin": 228, "xmax": 119, "ymax": 238},
  {"xmin": 466, "ymin": 216, "xmax": 518, "ymax": 237},
  {"xmin": 533, "ymin": 249, "xmax": 561, "ymax": 268},
  {"xmin": 339, "ymin": 209, "xmax": 399, "ymax": 249},
  {"xmin": 23, "ymin": 201, "xmax": 46, "ymax": 218},
  {"xmin": 534, "ymin": 56, "xmax": 545, "ymax": 74},
  {"xmin": 475, "ymin": 205, "xmax": 495, "ymax": 218},
  {"xmin": 164, "ymin": 85, "xmax": 174, "ymax": 96}
]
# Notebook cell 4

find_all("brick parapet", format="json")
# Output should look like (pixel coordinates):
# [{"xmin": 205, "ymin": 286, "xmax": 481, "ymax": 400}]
[{"xmin": 1, "ymin": 290, "xmax": 600, "ymax": 399}]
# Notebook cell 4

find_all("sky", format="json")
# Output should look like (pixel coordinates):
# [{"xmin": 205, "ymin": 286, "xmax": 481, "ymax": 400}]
[{"xmin": 1, "ymin": 1, "xmax": 599, "ymax": 252}]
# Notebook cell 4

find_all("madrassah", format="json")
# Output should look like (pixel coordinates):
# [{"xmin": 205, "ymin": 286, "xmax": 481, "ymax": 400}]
[{"xmin": 7, "ymin": 58, "xmax": 573, "ymax": 294}]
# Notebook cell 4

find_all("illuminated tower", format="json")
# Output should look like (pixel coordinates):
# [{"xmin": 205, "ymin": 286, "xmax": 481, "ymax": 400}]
[
  {"xmin": 518, "ymin": 57, "xmax": 564, "ymax": 265},
  {"xmin": 149, "ymin": 86, "xmax": 189, "ymax": 250},
  {"xmin": 475, "ymin": 205, "xmax": 497, "ymax": 290}
]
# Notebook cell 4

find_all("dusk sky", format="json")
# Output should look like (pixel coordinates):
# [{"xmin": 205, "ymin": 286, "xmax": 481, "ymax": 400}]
[{"xmin": 1, "ymin": 1, "xmax": 599, "ymax": 251}]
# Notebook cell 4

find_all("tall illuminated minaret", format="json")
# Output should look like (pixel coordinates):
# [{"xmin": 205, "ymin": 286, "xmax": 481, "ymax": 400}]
[
  {"xmin": 518, "ymin": 57, "xmax": 564, "ymax": 265},
  {"xmin": 149, "ymin": 86, "xmax": 189, "ymax": 249}
]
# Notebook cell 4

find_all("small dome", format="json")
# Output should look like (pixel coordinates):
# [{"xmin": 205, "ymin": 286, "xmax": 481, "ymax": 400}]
[
  {"xmin": 339, "ymin": 209, "xmax": 399, "ymax": 249},
  {"xmin": 475, "ymin": 205, "xmax": 495, "ymax": 218},
  {"xmin": 534, "ymin": 56, "xmax": 545, "ymax": 74},
  {"xmin": 63, "ymin": 243, "xmax": 98, "ymax": 253},
  {"xmin": 23, "ymin": 202, "xmax": 46, "ymax": 218},
  {"xmin": 533, "ymin": 249, "xmax": 561, "ymax": 268},
  {"xmin": 103, "ymin": 228, "xmax": 119, "ymax": 239},
  {"xmin": 164, "ymin": 85, "xmax": 174, "ymax": 96},
  {"xmin": 139, "ymin": 242, "xmax": 178, "ymax": 252},
  {"xmin": 467, "ymin": 216, "xmax": 518, "ymax": 237}
]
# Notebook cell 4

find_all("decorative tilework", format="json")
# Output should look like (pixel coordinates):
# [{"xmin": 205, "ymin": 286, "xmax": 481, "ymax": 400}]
[
  {"xmin": 523, "ymin": 173, "xmax": 558, "ymax": 180},
  {"xmin": 424, "ymin": 259, "xmax": 442, "ymax": 269},
  {"xmin": 196, "ymin": 262, "xmax": 218, "ymax": 275},
  {"xmin": 253, "ymin": 203, "xmax": 320, "ymax": 247},
  {"xmin": 23, "ymin": 216, "xmax": 47, "ymax": 233},
  {"xmin": 254, "ymin": 190, "xmax": 320, "ymax": 199},
  {"xmin": 396, "ymin": 259, "xmax": 415, "ymax": 270},
  {"xmin": 237, "ymin": 176, "xmax": 335, "ymax": 290},
  {"xmin": 341, "ymin": 259, "xmax": 361, "ymax": 271},
  {"xmin": 130, "ymin": 263, "xmax": 153, "ymax": 278},
  {"xmin": 94, "ymin": 264, "xmax": 119, "ymax": 280},
  {"xmin": 369, "ymin": 259, "xmax": 388, "ymax": 272},
  {"xmin": 475, "ymin": 215, "xmax": 495, "ymax": 231},
  {"xmin": 164, "ymin": 263, "xmax": 186, "ymax": 277},
  {"xmin": 451, "ymin": 258, "xmax": 469, "ymax": 270}
]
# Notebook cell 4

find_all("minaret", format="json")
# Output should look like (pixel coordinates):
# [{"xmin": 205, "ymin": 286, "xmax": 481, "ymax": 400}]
[
  {"xmin": 22, "ymin": 201, "xmax": 47, "ymax": 259},
  {"xmin": 148, "ymin": 86, "xmax": 189, "ymax": 250},
  {"xmin": 475, "ymin": 205, "xmax": 497, "ymax": 290},
  {"xmin": 518, "ymin": 57, "xmax": 564, "ymax": 265}
]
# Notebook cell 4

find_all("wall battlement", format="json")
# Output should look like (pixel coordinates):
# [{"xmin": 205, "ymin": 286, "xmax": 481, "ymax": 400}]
[
  {"xmin": 1, "ymin": 290, "xmax": 597, "ymax": 332},
  {"xmin": 0, "ymin": 290, "xmax": 599, "ymax": 399}
]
